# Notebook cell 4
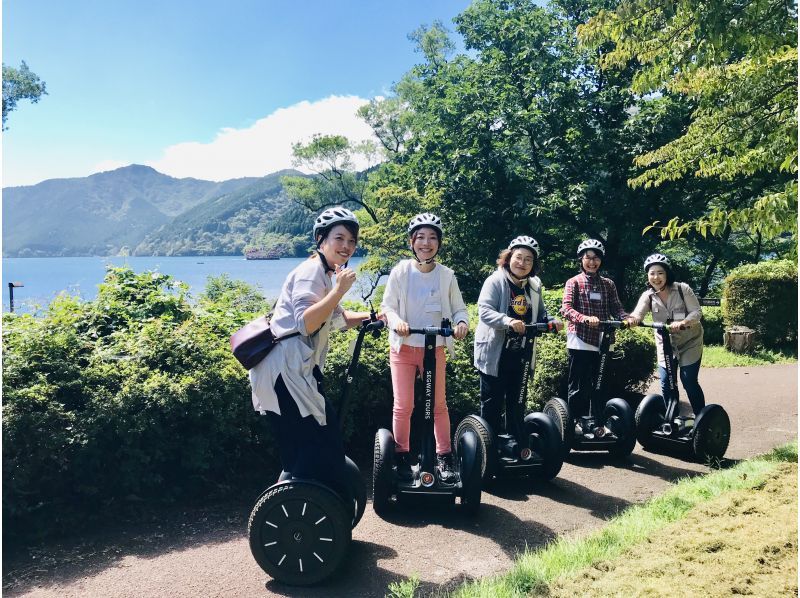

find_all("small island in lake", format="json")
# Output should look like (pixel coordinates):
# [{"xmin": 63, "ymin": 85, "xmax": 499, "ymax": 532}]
[{"xmin": 244, "ymin": 246, "xmax": 280, "ymax": 260}]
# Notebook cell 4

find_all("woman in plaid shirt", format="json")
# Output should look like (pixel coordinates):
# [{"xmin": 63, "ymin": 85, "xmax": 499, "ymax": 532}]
[{"xmin": 560, "ymin": 239, "xmax": 635, "ymax": 428}]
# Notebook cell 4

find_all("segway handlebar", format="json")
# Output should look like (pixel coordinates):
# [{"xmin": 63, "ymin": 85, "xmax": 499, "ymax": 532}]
[
  {"xmin": 598, "ymin": 320, "xmax": 630, "ymax": 329},
  {"xmin": 404, "ymin": 318, "xmax": 454, "ymax": 337},
  {"xmin": 522, "ymin": 321, "xmax": 560, "ymax": 334},
  {"xmin": 638, "ymin": 321, "xmax": 686, "ymax": 331}
]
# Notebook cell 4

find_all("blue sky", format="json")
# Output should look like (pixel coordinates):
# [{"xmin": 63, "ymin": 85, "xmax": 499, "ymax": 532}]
[{"xmin": 3, "ymin": 0, "xmax": 472, "ymax": 187}]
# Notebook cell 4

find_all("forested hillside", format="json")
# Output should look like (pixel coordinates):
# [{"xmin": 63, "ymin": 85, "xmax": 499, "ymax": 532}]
[{"xmin": 2, "ymin": 165, "xmax": 311, "ymax": 257}]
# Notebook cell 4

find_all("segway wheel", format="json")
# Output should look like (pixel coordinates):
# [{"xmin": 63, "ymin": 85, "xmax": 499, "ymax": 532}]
[
  {"xmin": 693, "ymin": 404, "xmax": 730, "ymax": 462},
  {"xmin": 248, "ymin": 482, "xmax": 351, "ymax": 586},
  {"xmin": 344, "ymin": 456, "xmax": 366, "ymax": 529},
  {"xmin": 524, "ymin": 412, "xmax": 564, "ymax": 481},
  {"xmin": 454, "ymin": 415, "xmax": 494, "ymax": 483},
  {"xmin": 372, "ymin": 428, "xmax": 394, "ymax": 517},
  {"xmin": 605, "ymin": 398, "xmax": 636, "ymax": 459},
  {"xmin": 456, "ymin": 428, "xmax": 483, "ymax": 515},
  {"xmin": 634, "ymin": 393, "xmax": 667, "ymax": 450},
  {"xmin": 543, "ymin": 397, "xmax": 572, "ymax": 459}
]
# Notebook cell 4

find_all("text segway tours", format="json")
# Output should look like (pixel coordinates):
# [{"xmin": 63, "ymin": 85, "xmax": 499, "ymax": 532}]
[
  {"xmin": 635, "ymin": 321, "xmax": 730, "ymax": 462},
  {"xmin": 373, "ymin": 319, "xmax": 483, "ymax": 516},
  {"xmin": 544, "ymin": 320, "xmax": 637, "ymax": 459},
  {"xmin": 456, "ymin": 321, "xmax": 563, "ymax": 484},
  {"xmin": 247, "ymin": 315, "xmax": 384, "ymax": 586}
]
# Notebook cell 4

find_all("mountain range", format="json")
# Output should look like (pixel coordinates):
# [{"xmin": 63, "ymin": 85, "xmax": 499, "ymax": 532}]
[{"xmin": 2, "ymin": 165, "xmax": 311, "ymax": 257}]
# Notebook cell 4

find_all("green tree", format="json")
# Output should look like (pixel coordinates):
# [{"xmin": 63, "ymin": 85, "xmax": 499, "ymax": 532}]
[
  {"xmin": 360, "ymin": 0, "xmax": 711, "ymax": 301},
  {"xmin": 282, "ymin": 134, "xmax": 381, "ymax": 222},
  {"xmin": 2, "ymin": 61, "xmax": 47, "ymax": 129},
  {"xmin": 579, "ymin": 0, "xmax": 798, "ymax": 239}
]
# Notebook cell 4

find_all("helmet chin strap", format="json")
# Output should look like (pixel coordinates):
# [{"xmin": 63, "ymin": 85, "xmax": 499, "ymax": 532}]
[
  {"xmin": 316, "ymin": 248, "xmax": 338, "ymax": 274},
  {"xmin": 412, "ymin": 248, "xmax": 438, "ymax": 265}
]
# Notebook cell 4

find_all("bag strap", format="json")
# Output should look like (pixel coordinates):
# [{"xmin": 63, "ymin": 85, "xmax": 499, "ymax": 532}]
[{"xmin": 267, "ymin": 299, "xmax": 301, "ymax": 343}]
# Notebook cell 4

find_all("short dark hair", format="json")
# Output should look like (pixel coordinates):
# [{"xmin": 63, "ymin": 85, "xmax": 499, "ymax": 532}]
[
  {"xmin": 645, "ymin": 263, "xmax": 676, "ymax": 289},
  {"xmin": 576, "ymin": 253, "xmax": 603, "ymax": 273},
  {"xmin": 497, "ymin": 247, "xmax": 539, "ymax": 276}
]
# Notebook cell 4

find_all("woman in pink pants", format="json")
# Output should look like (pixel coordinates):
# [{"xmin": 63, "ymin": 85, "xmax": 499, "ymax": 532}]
[{"xmin": 380, "ymin": 213, "xmax": 469, "ymax": 483}]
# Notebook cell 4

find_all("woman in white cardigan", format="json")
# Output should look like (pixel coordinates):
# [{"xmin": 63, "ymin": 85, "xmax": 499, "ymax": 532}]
[{"xmin": 380, "ymin": 213, "xmax": 469, "ymax": 483}]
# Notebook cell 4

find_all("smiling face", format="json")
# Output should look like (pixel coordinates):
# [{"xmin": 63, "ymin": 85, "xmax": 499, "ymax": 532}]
[
  {"xmin": 318, "ymin": 224, "xmax": 357, "ymax": 267},
  {"xmin": 509, "ymin": 247, "xmax": 535, "ymax": 279},
  {"xmin": 410, "ymin": 226, "xmax": 440, "ymax": 262},
  {"xmin": 647, "ymin": 264, "xmax": 667, "ymax": 291},
  {"xmin": 580, "ymin": 250, "xmax": 602, "ymax": 274}
]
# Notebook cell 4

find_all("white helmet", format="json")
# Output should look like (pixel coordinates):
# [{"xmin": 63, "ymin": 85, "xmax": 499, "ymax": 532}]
[
  {"xmin": 313, "ymin": 206, "xmax": 359, "ymax": 241},
  {"xmin": 644, "ymin": 253, "xmax": 670, "ymax": 272},
  {"xmin": 508, "ymin": 235, "xmax": 540, "ymax": 257},
  {"xmin": 408, "ymin": 213, "xmax": 443, "ymax": 238},
  {"xmin": 577, "ymin": 239, "xmax": 605, "ymax": 257}
]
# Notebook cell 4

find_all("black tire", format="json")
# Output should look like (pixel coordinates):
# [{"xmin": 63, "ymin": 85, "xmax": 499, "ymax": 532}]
[
  {"xmin": 454, "ymin": 415, "xmax": 494, "ymax": 483},
  {"xmin": 605, "ymin": 398, "xmax": 636, "ymax": 459},
  {"xmin": 248, "ymin": 482, "xmax": 351, "ymax": 586},
  {"xmin": 693, "ymin": 404, "xmax": 731, "ymax": 462},
  {"xmin": 524, "ymin": 412, "xmax": 564, "ymax": 481},
  {"xmin": 344, "ymin": 456, "xmax": 365, "ymax": 529},
  {"xmin": 634, "ymin": 393, "xmax": 667, "ymax": 450},
  {"xmin": 457, "ymin": 429, "xmax": 483, "ymax": 515},
  {"xmin": 543, "ymin": 397, "xmax": 572, "ymax": 459},
  {"xmin": 372, "ymin": 429, "xmax": 394, "ymax": 517}
]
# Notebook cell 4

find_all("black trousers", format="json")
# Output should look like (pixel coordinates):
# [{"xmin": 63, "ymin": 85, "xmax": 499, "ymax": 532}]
[
  {"xmin": 264, "ymin": 367, "xmax": 348, "ymax": 499},
  {"xmin": 480, "ymin": 351, "xmax": 526, "ymax": 440},
  {"xmin": 567, "ymin": 349, "xmax": 603, "ymax": 420}
]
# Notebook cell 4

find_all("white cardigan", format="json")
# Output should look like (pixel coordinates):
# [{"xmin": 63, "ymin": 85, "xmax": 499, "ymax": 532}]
[{"xmin": 381, "ymin": 259, "xmax": 469, "ymax": 357}]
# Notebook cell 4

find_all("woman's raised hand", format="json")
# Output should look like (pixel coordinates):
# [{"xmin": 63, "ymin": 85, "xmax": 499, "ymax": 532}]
[{"xmin": 334, "ymin": 264, "xmax": 356, "ymax": 294}]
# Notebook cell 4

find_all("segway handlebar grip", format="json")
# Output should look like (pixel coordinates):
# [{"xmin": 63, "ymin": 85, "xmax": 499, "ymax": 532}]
[
  {"xmin": 404, "ymin": 326, "xmax": 453, "ymax": 337},
  {"xmin": 599, "ymin": 320, "xmax": 628, "ymax": 330}
]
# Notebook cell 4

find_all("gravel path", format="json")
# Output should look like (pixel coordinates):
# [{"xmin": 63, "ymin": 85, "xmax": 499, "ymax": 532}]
[{"xmin": 4, "ymin": 364, "xmax": 796, "ymax": 598}]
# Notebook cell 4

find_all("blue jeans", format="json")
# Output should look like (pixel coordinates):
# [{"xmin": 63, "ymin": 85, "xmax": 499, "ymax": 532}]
[{"xmin": 658, "ymin": 357, "xmax": 705, "ymax": 415}]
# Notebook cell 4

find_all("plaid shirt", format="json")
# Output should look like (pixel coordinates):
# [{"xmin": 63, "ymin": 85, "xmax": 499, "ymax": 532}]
[{"xmin": 560, "ymin": 272, "xmax": 628, "ymax": 348}]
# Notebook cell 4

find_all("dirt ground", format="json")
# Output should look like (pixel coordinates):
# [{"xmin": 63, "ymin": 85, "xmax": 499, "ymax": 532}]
[{"xmin": 3, "ymin": 364, "xmax": 797, "ymax": 598}]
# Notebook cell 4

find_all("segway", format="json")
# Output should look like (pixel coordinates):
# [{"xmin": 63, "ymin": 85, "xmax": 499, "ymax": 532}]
[
  {"xmin": 372, "ymin": 319, "xmax": 483, "ymax": 516},
  {"xmin": 248, "ymin": 314, "xmax": 384, "ymax": 586},
  {"xmin": 455, "ymin": 322, "xmax": 564, "ymax": 484},
  {"xmin": 635, "ymin": 321, "xmax": 730, "ymax": 462},
  {"xmin": 544, "ymin": 320, "xmax": 637, "ymax": 459}
]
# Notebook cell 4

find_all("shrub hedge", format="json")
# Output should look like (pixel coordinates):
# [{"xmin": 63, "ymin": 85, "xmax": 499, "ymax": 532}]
[
  {"xmin": 2, "ymin": 267, "xmax": 656, "ymax": 543},
  {"xmin": 722, "ymin": 259, "xmax": 798, "ymax": 349},
  {"xmin": 701, "ymin": 306, "xmax": 724, "ymax": 345}
]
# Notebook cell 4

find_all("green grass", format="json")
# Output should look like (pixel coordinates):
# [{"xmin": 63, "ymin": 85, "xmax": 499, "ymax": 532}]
[
  {"xmin": 702, "ymin": 344, "xmax": 797, "ymax": 367},
  {"xmin": 386, "ymin": 441, "xmax": 798, "ymax": 598}
]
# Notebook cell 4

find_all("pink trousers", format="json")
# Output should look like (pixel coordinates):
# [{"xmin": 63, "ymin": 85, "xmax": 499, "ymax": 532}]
[{"xmin": 389, "ymin": 344, "xmax": 451, "ymax": 454}]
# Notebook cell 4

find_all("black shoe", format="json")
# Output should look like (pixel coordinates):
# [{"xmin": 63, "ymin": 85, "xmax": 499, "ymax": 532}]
[
  {"xmin": 436, "ymin": 453, "xmax": 458, "ymax": 484},
  {"xmin": 395, "ymin": 452, "xmax": 413, "ymax": 481}
]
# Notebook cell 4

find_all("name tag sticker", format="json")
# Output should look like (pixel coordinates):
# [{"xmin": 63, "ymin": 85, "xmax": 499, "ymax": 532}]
[
  {"xmin": 589, "ymin": 292, "xmax": 602, "ymax": 302},
  {"xmin": 424, "ymin": 302, "xmax": 440, "ymax": 313},
  {"xmin": 674, "ymin": 311, "xmax": 686, "ymax": 321}
]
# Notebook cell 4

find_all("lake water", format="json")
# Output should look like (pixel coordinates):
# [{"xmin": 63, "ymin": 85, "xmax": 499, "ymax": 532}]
[{"xmin": 1, "ymin": 256, "xmax": 381, "ymax": 313}]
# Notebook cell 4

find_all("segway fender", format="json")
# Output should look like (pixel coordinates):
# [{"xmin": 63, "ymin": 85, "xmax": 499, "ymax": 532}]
[
  {"xmin": 457, "ymin": 428, "xmax": 480, "ymax": 476},
  {"xmin": 524, "ymin": 411, "xmax": 560, "ymax": 437},
  {"xmin": 693, "ymin": 404, "xmax": 720, "ymax": 434}
]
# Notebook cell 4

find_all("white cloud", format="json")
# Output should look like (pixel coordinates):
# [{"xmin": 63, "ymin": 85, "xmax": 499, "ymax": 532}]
[{"xmin": 146, "ymin": 95, "xmax": 378, "ymax": 180}]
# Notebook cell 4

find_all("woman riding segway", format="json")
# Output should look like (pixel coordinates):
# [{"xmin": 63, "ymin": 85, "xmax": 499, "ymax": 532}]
[
  {"xmin": 627, "ymin": 254, "xmax": 730, "ymax": 461},
  {"xmin": 373, "ymin": 213, "xmax": 482, "ymax": 515},
  {"xmin": 546, "ymin": 239, "xmax": 638, "ymax": 457},
  {"xmin": 246, "ymin": 206, "xmax": 375, "ymax": 585},
  {"xmin": 380, "ymin": 213, "xmax": 469, "ymax": 484},
  {"xmin": 463, "ymin": 236, "xmax": 564, "ymax": 482}
]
